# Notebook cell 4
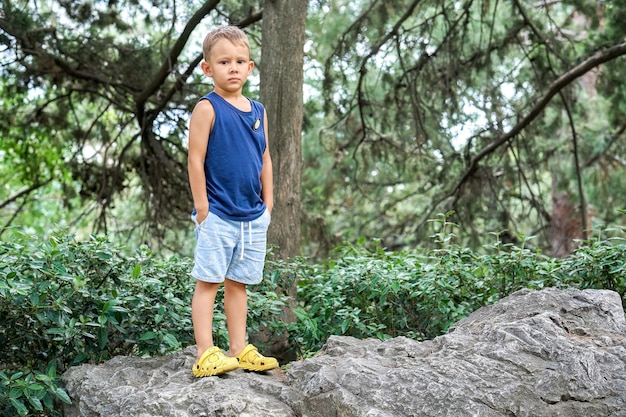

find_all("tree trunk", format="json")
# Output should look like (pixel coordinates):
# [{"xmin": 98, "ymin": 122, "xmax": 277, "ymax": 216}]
[
  {"xmin": 551, "ymin": 174, "xmax": 588, "ymax": 258},
  {"xmin": 257, "ymin": 0, "xmax": 307, "ymax": 361},
  {"xmin": 260, "ymin": 0, "xmax": 306, "ymax": 261}
]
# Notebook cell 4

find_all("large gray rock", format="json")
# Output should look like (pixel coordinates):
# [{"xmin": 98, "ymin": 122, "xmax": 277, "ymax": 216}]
[{"xmin": 63, "ymin": 288, "xmax": 626, "ymax": 417}]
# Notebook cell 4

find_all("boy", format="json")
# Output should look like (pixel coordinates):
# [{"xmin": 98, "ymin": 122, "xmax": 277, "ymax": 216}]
[{"xmin": 187, "ymin": 25, "xmax": 278, "ymax": 377}]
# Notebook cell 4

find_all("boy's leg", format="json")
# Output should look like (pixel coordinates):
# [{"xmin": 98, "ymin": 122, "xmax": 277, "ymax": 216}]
[
  {"xmin": 223, "ymin": 278, "xmax": 248, "ymax": 356},
  {"xmin": 192, "ymin": 279, "xmax": 220, "ymax": 361},
  {"xmin": 223, "ymin": 277, "xmax": 279, "ymax": 372}
]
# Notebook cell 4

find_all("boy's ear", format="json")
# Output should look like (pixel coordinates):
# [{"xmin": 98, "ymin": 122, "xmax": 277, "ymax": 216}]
[{"xmin": 201, "ymin": 61, "xmax": 212, "ymax": 77}]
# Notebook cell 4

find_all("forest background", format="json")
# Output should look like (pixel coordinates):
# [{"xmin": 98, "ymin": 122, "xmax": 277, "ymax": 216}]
[
  {"xmin": 1, "ymin": 1, "xmax": 626, "ymax": 416},
  {"xmin": 2, "ymin": 0, "xmax": 625, "ymax": 259}
]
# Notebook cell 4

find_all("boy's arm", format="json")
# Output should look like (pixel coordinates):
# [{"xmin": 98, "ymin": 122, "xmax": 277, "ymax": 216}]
[
  {"xmin": 188, "ymin": 100, "xmax": 214, "ymax": 224},
  {"xmin": 260, "ymin": 109, "xmax": 274, "ymax": 213}
]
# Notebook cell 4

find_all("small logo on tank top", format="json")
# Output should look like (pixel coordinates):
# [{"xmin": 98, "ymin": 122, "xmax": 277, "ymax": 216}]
[{"xmin": 252, "ymin": 118, "xmax": 261, "ymax": 131}]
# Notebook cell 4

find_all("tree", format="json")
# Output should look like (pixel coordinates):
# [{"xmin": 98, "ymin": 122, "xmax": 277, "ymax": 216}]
[
  {"xmin": 301, "ymin": 0, "xmax": 626, "ymax": 257},
  {"xmin": 253, "ymin": 0, "xmax": 307, "ymax": 361},
  {"xmin": 2, "ymin": 0, "xmax": 625, "ymax": 261},
  {"xmin": 260, "ymin": 0, "xmax": 307, "ymax": 260},
  {"xmin": 0, "ymin": 1, "xmax": 307, "ymax": 259}
]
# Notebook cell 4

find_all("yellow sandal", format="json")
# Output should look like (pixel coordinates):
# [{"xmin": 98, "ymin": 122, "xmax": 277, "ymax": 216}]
[
  {"xmin": 193, "ymin": 346, "xmax": 239, "ymax": 377},
  {"xmin": 236, "ymin": 344, "xmax": 279, "ymax": 372}
]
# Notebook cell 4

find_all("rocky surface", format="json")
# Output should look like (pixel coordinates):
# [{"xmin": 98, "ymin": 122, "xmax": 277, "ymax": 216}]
[{"xmin": 63, "ymin": 287, "xmax": 626, "ymax": 416}]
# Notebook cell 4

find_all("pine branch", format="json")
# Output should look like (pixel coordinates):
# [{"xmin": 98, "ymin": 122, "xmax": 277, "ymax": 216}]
[{"xmin": 452, "ymin": 42, "xmax": 626, "ymax": 196}]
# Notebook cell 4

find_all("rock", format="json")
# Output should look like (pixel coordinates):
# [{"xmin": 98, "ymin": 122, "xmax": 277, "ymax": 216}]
[{"xmin": 63, "ymin": 288, "xmax": 626, "ymax": 417}]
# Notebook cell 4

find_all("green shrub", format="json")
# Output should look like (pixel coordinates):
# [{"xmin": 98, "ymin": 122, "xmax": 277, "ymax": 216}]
[
  {"xmin": 0, "ymin": 231, "xmax": 291, "ymax": 416},
  {"xmin": 560, "ymin": 227, "xmax": 626, "ymax": 299},
  {"xmin": 1, "ymin": 216, "xmax": 624, "ymax": 416},
  {"xmin": 0, "ymin": 232, "xmax": 195, "ymax": 416},
  {"xmin": 0, "ymin": 364, "xmax": 69, "ymax": 417},
  {"xmin": 289, "ymin": 215, "xmax": 626, "ymax": 355}
]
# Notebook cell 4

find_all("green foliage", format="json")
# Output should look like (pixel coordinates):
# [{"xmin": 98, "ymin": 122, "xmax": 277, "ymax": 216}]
[
  {"xmin": 0, "ymin": 0, "xmax": 239, "ymax": 252},
  {"xmin": 301, "ymin": 0, "xmax": 626, "ymax": 258},
  {"xmin": 0, "ymin": 231, "xmax": 195, "ymax": 416},
  {"xmin": 561, "ymin": 225, "xmax": 626, "ymax": 299},
  {"xmin": 1, "ymin": 216, "xmax": 624, "ymax": 415},
  {"xmin": 247, "ymin": 256, "xmax": 298, "ymax": 342},
  {"xmin": 2, "ymin": 0, "xmax": 626, "ymax": 261},
  {"xmin": 0, "ymin": 230, "xmax": 292, "ymax": 416},
  {"xmin": 0, "ymin": 365, "xmax": 69, "ymax": 417},
  {"xmin": 289, "ymin": 214, "xmax": 626, "ymax": 355}
]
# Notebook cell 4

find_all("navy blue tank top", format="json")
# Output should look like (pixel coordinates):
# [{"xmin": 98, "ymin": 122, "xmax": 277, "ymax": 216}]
[{"xmin": 202, "ymin": 91, "xmax": 267, "ymax": 221}]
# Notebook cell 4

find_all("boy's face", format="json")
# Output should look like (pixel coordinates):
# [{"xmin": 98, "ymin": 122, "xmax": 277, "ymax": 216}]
[{"xmin": 201, "ymin": 38, "xmax": 254, "ymax": 93}]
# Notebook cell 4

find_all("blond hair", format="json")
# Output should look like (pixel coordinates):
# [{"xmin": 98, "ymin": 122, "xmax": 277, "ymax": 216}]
[{"xmin": 202, "ymin": 26, "xmax": 250, "ymax": 61}]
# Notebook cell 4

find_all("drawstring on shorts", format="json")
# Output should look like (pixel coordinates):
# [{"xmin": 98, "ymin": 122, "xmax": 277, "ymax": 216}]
[{"xmin": 240, "ymin": 221, "xmax": 252, "ymax": 259}]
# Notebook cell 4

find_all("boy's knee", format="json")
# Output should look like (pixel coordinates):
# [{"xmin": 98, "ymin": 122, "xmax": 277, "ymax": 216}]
[
  {"xmin": 224, "ymin": 278, "xmax": 246, "ymax": 288},
  {"xmin": 195, "ymin": 280, "xmax": 220, "ymax": 292}
]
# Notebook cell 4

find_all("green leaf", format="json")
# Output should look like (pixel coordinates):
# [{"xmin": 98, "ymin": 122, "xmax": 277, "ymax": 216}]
[
  {"xmin": 52, "ymin": 386, "xmax": 72, "ymax": 404},
  {"xmin": 29, "ymin": 292, "xmax": 41, "ymax": 305},
  {"xmin": 27, "ymin": 395, "xmax": 44, "ymax": 411},
  {"xmin": 9, "ymin": 398, "xmax": 29, "ymax": 416},
  {"xmin": 96, "ymin": 251, "xmax": 113, "ymax": 260},
  {"xmin": 162, "ymin": 332, "xmax": 180, "ymax": 349},
  {"xmin": 43, "ymin": 394, "xmax": 54, "ymax": 410},
  {"xmin": 102, "ymin": 300, "xmax": 114, "ymax": 313},
  {"xmin": 9, "ymin": 387, "xmax": 22, "ymax": 399},
  {"xmin": 71, "ymin": 353, "xmax": 89, "ymax": 366},
  {"xmin": 139, "ymin": 331, "xmax": 157, "ymax": 341},
  {"xmin": 98, "ymin": 327, "xmax": 108, "ymax": 349},
  {"xmin": 132, "ymin": 263, "xmax": 141, "ymax": 278},
  {"xmin": 10, "ymin": 372, "xmax": 24, "ymax": 381},
  {"xmin": 46, "ymin": 327, "xmax": 66, "ymax": 335}
]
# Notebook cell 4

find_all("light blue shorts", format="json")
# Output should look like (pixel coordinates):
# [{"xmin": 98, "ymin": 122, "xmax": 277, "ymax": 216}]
[{"xmin": 191, "ymin": 209, "xmax": 271, "ymax": 285}]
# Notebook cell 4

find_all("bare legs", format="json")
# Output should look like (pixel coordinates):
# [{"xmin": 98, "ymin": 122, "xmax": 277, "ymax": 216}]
[
  {"xmin": 224, "ymin": 279, "xmax": 248, "ymax": 356},
  {"xmin": 192, "ymin": 280, "xmax": 219, "ymax": 361},
  {"xmin": 192, "ymin": 278, "xmax": 248, "ymax": 361}
]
